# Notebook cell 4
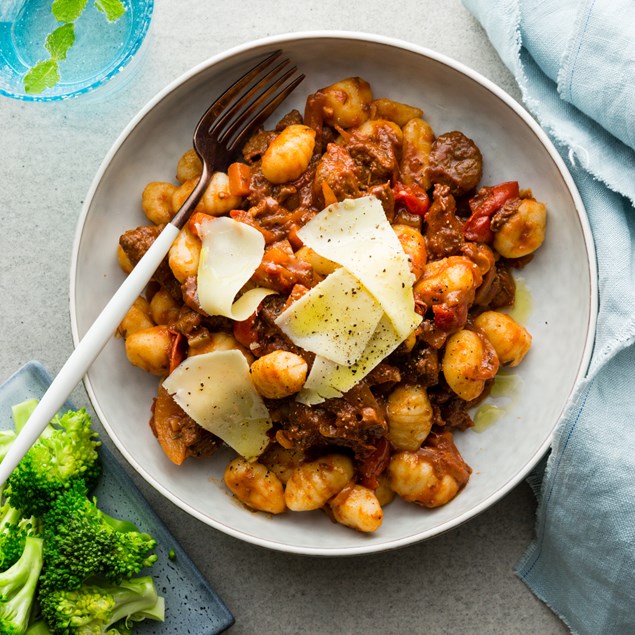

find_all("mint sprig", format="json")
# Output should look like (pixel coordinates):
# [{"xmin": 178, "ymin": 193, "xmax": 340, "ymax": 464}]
[
  {"xmin": 95, "ymin": 0, "xmax": 126, "ymax": 22},
  {"xmin": 45, "ymin": 23, "xmax": 76, "ymax": 60},
  {"xmin": 23, "ymin": 0, "xmax": 127, "ymax": 96}
]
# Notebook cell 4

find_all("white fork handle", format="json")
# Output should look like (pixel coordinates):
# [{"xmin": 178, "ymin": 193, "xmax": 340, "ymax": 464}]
[{"xmin": 0, "ymin": 223, "xmax": 180, "ymax": 487}]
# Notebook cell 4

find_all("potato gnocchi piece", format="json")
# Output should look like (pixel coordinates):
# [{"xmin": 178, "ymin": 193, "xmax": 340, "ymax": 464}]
[
  {"xmin": 386, "ymin": 384, "xmax": 434, "ymax": 451},
  {"xmin": 176, "ymin": 147, "xmax": 203, "ymax": 183},
  {"xmin": 370, "ymin": 98, "xmax": 423, "ymax": 127},
  {"xmin": 118, "ymin": 297, "xmax": 154, "ymax": 339},
  {"xmin": 474, "ymin": 311, "xmax": 532, "ymax": 367},
  {"xmin": 415, "ymin": 255, "xmax": 482, "ymax": 306},
  {"xmin": 388, "ymin": 432, "xmax": 471, "ymax": 508},
  {"xmin": 493, "ymin": 198, "xmax": 547, "ymax": 258},
  {"xmin": 141, "ymin": 181, "xmax": 177, "ymax": 225},
  {"xmin": 392, "ymin": 224, "xmax": 427, "ymax": 281},
  {"xmin": 168, "ymin": 225, "xmax": 201, "ymax": 284},
  {"xmin": 400, "ymin": 117, "xmax": 435, "ymax": 190},
  {"xmin": 284, "ymin": 454, "xmax": 354, "ymax": 511},
  {"xmin": 224, "ymin": 457, "xmax": 286, "ymax": 515},
  {"xmin": 261, "ymin": 124, "xmax": 316, "ymax": 184},
  {"xmin": 442, "ymin": 329, "xmax": 499, "ymax": 401},
  {"xmin": 149, "ymin": 287, "xmax": 181, "ymax": 326},
  {"xmin": 319, "ymin": 77, "xmax": 373, "ymax": 128},
  {"xmin": 329, "ymin": 483, "xmax": 383, "ymax": 533},
  {"xmin": 124, "ymin": 325, "xmax": 173, "ymax": 376},
  {"xmin": 250, "ymin": 350, "xmax": 308, "ymax": 399}
]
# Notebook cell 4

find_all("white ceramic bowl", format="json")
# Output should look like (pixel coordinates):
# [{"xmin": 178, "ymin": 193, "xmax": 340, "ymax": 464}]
[{"xmin": 71, "ymin": 32, "xmax": 597, "ymax": 555}]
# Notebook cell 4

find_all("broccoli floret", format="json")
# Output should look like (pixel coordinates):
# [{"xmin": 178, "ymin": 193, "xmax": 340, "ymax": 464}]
[
  {"xmin": 0, "ymin": 489, "xmax": 41, "ymax": 572},
  {"xmin": 39, "ymin": 576, "xmax": 164, "ymax": 635},
  {"xmin": 5, "ymin": 409, "xmax": 101, "ymax": 517},
  {"xmin": 0, "ymin": 535, "xmax": 44, "ymax": 635},
  {"xmin": 40, "ymin": 484, "xmax": 157, "ymax": 591}
]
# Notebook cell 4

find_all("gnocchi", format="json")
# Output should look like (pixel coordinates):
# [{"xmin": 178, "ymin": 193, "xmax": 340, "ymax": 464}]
[
  {"xmin": 116, "ymin": 75, "xmax": 547, "ymax": 534},
  {"xmin": 224, "ymin": 457, "xmax": 286, "ymax": 514},
  {"xmin": 284, "ymin": 454, "xmax": 354, "ymax": 511},
  {"xmin": 328, "ymin": 484, "xmax": 383, "ymax": 533}
]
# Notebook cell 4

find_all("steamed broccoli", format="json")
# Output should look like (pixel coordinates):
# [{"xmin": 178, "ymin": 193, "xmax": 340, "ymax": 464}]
[
  {"xmin": 0, "ymin": 499, "xmax": 40, "ymax": 572},
  {"xmin": 0, "ymin": 430, "xmax": 17, "ymax": 463},
  {"xmin": 25, "ymin": 621, "xmax": 53, "ymax": 635},
  {"xmin": 39, "ymin": 576, "xmax": 164, "ymax": 635},
  {"xmin": 5, "ymin": 408, "xmax": 102, "ymax": 517},
  {"xmin": 40, "ymin": 483, "xmax": 157, "ymax": 591},
  {"xmin": 0, "ymin": 535, "xmax": 44, "ymax": 635}
]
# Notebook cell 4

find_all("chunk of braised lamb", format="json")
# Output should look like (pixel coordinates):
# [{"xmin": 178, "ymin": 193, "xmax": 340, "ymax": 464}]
[
  {"xmin": 281, "ymin": 383, "xmax": 387, "ymax": 459},
  {"xmin": 313, "ymin": 142, "xmax": 362, "ymax": 205},
  {"xmin": 242, "ymin": 129, "xmax": 277, "ymax": 163},
  {"xmin": 274, "ymin": 154, "xmax": 320, "ymax": 211},
  {"xmin": 245, "ymin": 169, "xmax": 276, "ymax": 207},
  {"xmin": 150, "ymin": 387, "xmax": 220, "ymax": 462},
  {"xmin": 424, "ymin": 183, "xmax": 465, "ymax": 259},
  {"xmin": 171, "ymin": 304, "xmax": 204, "ymax": 336},
  {"xmin": 346, "ymin": 123, "xmax": 401, "ymax": 185},
  {"xmin": 474, "ymin": 260, "xmax": 516, "ymax": 308},
  {"xmin": 181, "ymin": 275, "xmax": 206, "ymax": 314},
  {"xmin": 428, "ymin": 387, "xmax": 474, "ymax": 432},
  {"xmin": 246, "ymin": 295, "xmax": 311, "ymax": 359},
  {"xmin": 366, "ymin": 181, "xmax": 395, "ymax": 222},
  {"xmin": 426, "ymin": 130, "xmax": 483, "ymax": 196},
  {"xmin": 275, "ymin": 109, "xmax": 303, "ymax": 130},
  {"xmin": 397, "ymin": 345, "xmax": 440, "ymax": 387},
  {"xmin": 119, "ymin": 225, "xmax": 182, "ymax": 300}
]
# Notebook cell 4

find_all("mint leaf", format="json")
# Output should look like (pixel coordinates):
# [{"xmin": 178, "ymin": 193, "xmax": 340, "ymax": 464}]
[
  {"xmin": 45, "ymin": 23, "xmax": 75, "ymax": 60},
  {"xmin": 94, "ymin": 0, "xmax": 126, "ymax": 22},
  {"xmin": 51, "ymin": 0, "xmax": 88, "ymax": 23},
  {"xmin": 23, "ymin": 59, "xmax": 60, "ymax": 94}
]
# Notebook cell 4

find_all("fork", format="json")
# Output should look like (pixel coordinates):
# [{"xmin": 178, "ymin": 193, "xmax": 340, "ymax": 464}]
[{"xmin": 0, "ymin": 51, "xmax": 304, "ymax": 486}]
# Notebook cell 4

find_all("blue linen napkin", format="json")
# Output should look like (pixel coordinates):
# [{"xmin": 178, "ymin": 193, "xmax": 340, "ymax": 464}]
[{"xmin": 462, "ymin": 1, "xmax": 635, "ymax": 633}]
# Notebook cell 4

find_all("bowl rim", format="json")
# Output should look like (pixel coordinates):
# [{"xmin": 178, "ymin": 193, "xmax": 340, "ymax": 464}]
[
  {"xmin": 0, "ymin": 0, "xmax": 154, "ymax": 103},
  {"xmin": 70, "ymin": 30, "xmax": 599, "ymax": 555}
]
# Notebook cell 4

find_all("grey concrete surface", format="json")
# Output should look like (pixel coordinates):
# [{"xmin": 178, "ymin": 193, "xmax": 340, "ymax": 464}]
[{"xmin": 0, "ymin": 1, "xmax": 568, "ymax": 633}]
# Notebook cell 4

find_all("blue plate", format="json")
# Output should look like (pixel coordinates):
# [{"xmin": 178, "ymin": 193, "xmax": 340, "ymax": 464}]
[{"xmin": 0, "ymin": 360, "xmax": 234, "ymax": 634}]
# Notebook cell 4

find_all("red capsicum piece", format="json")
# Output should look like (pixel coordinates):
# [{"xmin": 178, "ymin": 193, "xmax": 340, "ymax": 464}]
[
  {"xmin": 393, "ymin": 182, "xmax": 430, "ymax": 217},
  {"xmin": 359, "ymin": 437, "xmax": 391, "ymax": 490},
  {"xmin": 463, "ymin": 181, "xmax": 519, "ymax": 242},
  {"xmin": 233, "ymin": 311, "xmax": 259, "ymax": 348},
  {"xmin": 168, "ymin": 330, "xmax": 186, "ymax": 374}
]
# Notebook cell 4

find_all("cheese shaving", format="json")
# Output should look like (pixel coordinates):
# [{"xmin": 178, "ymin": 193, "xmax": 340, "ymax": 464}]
[
  {"xmin": 162, "ymin": 350, "xmax": 272, "ymax": 460},
  {"xmin": 196, "ymin": 216, "xmax": 275, "ymax": 321}
]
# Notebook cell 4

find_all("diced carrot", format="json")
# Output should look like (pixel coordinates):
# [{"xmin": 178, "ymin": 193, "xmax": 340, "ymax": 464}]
[
  {"xmin": 287, "ymin": 224, "xmax": 303, "ymax": 250},
  {"xmin": 228, "ymin": 162, "xmax": 252, "ymax": 197},
  {"xmin": 321, "ymin": 181, "xmax": 338, "ymax": 207},
  {"xmin": 187, "ymin": 211, "xmax": 214, "ymax": 238},
  {"xmin": 168, "ymin": 330, "xmax": 186, "ymax": 374}
]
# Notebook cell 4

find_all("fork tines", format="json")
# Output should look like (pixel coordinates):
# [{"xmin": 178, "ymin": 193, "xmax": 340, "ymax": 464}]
[{"xmin": 200, "ymin": 50, "xmax": 305, "ymax": 157}]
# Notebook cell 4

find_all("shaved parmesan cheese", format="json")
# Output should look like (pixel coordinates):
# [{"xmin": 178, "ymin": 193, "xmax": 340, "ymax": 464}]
[
  {"xmin": 297, "ymin": 196, "xmax": 421, "ymax": 339},
  {"xmin": 274, "ymin": 267, "xmax": 383, "ymax": 366},
  {"xmin": 162, "ymin": 350, "xmax": 271, "ymax": 460},
  {"xmin": 297, "ymin": 315, "xmax": 403, "ymax": 405},
  {"xmin": 196, "ymin": 216, "xmax": 275, "ymax": 321}
]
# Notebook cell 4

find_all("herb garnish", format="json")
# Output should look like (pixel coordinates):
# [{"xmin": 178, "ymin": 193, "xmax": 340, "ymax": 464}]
[{"xmin": 23, "ymin": 0, "xmax": 127, "ymax": 95}]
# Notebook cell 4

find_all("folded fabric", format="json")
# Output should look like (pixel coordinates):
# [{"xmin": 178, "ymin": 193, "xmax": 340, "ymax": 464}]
[{"xmin": 462, "ymin": 1, "xmax": 635, "ymax": 633}]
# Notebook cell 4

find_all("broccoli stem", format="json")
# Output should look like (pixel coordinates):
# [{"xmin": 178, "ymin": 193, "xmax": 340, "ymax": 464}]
[
  {"xmin": 108, "ymin": 576, "xmax": 163, "ymax": 627},
  {"xmin": 11, "ymin": 399, "xmax": 39, "ymax": 434},
  {"xmin": 0, "ymin": 536, "xmax": 44, "ymax": 632}
]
